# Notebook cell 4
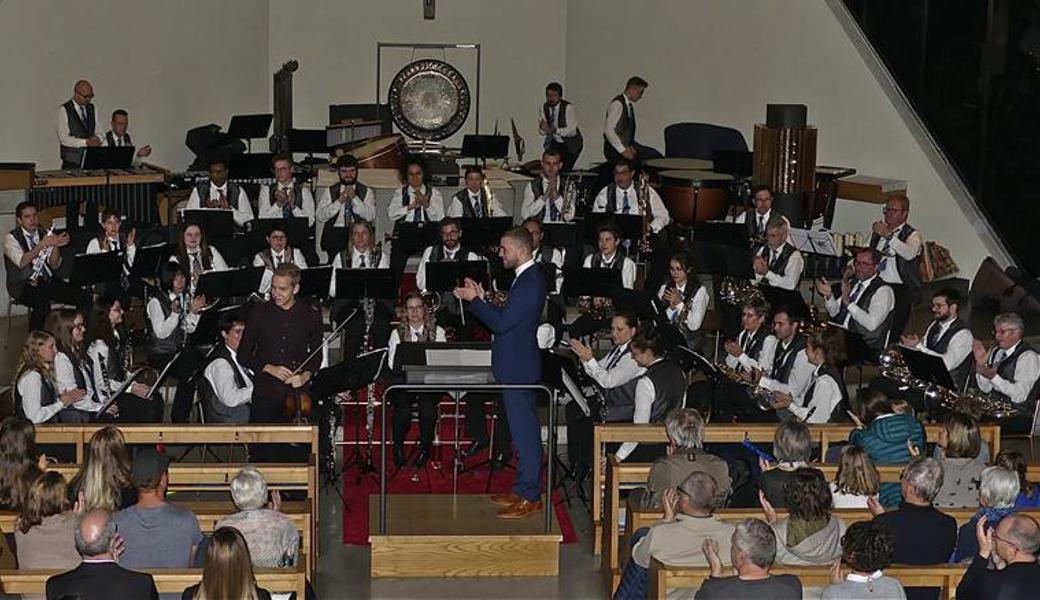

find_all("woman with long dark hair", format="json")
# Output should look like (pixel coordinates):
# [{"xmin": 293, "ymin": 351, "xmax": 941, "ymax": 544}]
[
  {"xmin": 46, "ymin": 309, "xmax": 113, "ymax": 421},
  {"xmin": 0, "ymin": 417, "xmax": 44, "ymax": 512},
  {"xmin": 85, "ymin": 297, "xmax": 162, "ymax": 422},
  {"xmin": 146, "ymin": 262, "xmax": 206, "ymax": 422}
]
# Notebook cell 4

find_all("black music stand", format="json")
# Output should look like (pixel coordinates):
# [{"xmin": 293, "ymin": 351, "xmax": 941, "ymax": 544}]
[
  {"xmin": 181, "ymin": 209, "xmax": 236, "ymax": 240},
  {"xmin": 459, "ymin": 217, "xmax": 512, "ymax": 248},
  {"xmin": 543, "ymin": 223, "xmax": 581, "ymax": 248},
  {"xmin": 690, "ymin": 222, "xmax": 753, "ymax": 278},
  {"xmin": 187, "ymin": 304, "xmax": 241, "ymax": 347},
  {"xmin": 228, "ymin": 114, "xmax": 273, "ymax": 153},
  {"xmin": 70, "ymin": 251, "xmax": 123, "ymax": 288},
  {"xmin": 585, "ymin": 213, "xmax": 643, "ymax": 242},
  {"xmin": 229, "ymin": 152, "xmax": 275, "ymax": 180},
  {"xmin": 334, "ymin": 268, "xmax": 396, "ymax": 302},
  {"xmin": 129, "ymin": 243, "xmax": 172, "ymax": 280},
  {"xmin": 426, "ymin": 260, "xmax": 490, "ymax": 291},
  {"xmin": 758, "ymin": 285, "xmax": 810, "ymax": 321},
  {"xmin": 541, "ymin": 351, "xmax": 589, "ymax": 509},
  {"xmin": 392, "ymin": 222, "xmax": 441, "ymax": 257},
  {"xmin": 195, "ymin": 266, "xmax": 264, "ymax": 300},
  {"xmin": 298, "ymin": 266, "xmax": 334, "ymax": 301},
  {"xmin": 562, "ymin": 267, "xmax": 623, "ymax": 299},
  {"xmin": 899, "ymin": 346, "xmax": 956, "ymax": 390},
  {"xmin": 248, "ymin": 217, "xmax": 311, "ymax": 256},
  {"xmin": 460, "ymin": 135, "xmax": 510, "ymax": 166},
  {"xmin": 82, "ymin": 146, "xmax": 135, "ymax": 170}
]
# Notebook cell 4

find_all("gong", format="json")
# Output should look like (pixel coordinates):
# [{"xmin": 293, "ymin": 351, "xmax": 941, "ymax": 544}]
[{"xmin": 388, "ymin": 59, "xmax": 471, "ymax": 141}]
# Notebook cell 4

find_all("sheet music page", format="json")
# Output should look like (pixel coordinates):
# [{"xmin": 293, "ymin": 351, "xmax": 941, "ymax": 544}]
[{"xmin": 425, "ymin": 349, "xmax": 463, "ymax": 367}]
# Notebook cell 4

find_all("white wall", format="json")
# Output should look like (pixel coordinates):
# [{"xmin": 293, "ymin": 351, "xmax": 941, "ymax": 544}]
[
  {"xmin": 0, "ymin": 0, "xmax": 270, "ymax": 171},
  {"xmin": 565, "ymin": 0, "xmax": 1002, "ymax": 277}
]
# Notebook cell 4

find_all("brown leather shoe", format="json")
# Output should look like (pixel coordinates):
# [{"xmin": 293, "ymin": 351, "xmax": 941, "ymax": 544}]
[
  {"xmin": 490, "ymin": 492, "xmax": 522, "ymax": 506},
  {"xmin": 497, "ymin": 499, "xmax": 543, "ymax": 519}
]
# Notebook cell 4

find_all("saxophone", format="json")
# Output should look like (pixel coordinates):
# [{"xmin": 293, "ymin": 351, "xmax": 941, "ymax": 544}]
[
  {"xmin": 28, "ymin": 226, "xmax": 57, "ymax": 285},
  {"xmin": 480, "ymin": 179, "xmax": 495, "ymax": 217},
  {"xmin": 561, "ymin": 176, "xmax": 575, "ymax": 220}
]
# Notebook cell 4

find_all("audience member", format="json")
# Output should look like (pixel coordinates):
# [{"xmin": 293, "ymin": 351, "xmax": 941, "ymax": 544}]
[
  {"xmin": 181, "ymin": 526, "xmax": 272, "ymax": 600},
  {"xmin": 954, "ymin": 465, "xmax": 1020, "ymax": 562},
  {"xmin": 45, "ymin": 509, "xmax": 158, "ymax": 600},
  {"xmin": 112, "ymin": 447, "xmax": 203, "ymax": 570},
  {"xmin": 957, "ymin": 513, "xmax": 1040, "ymax": 600},
  {"xmin": 821, "ymin": 520, "xmax": 907, "ymax": 599},
  {"xmin": 215, "ymin": 465, "xmax": 299, "ymax": 568},
  {"xmin": 16, "ymin": 471, "xmax": 79, "ymax": 575},
  {"xmin": 67, "ymin": 426, "xmax": 135, "ymax": 512},
  {"xmin": 848, "ymin": 391, "xmax": 925, "ymax": 507},
  {"xmin": 636, "ymin": 408, "xmax": 731, "ymax": 509},
  {"xmin": 830, "ymin": 446, "xmax": 880, "ymax": 509},
  {"xmin": 694, "ymin": 518, "xmax": 802, "ymax": 600},
  {"xmin": 931, "ymin": 413, "xmax": 985, "ymax": 508},
  {"xmin": 761, "ymin": 467, "xmax": 846, "ymax": 565},
  {"xmin": 758, "ymin": 420, "xmax": 812, "ymax": 508},
  {"xmin": 994, "ymin": 449, "xmax": 1040, "ymax": 508},
  {"xmin": 0, "ymin": 416, "xmax": 44, "ymax": 512}
]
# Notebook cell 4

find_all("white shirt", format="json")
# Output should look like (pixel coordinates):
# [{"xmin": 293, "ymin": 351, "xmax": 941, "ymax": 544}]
[
  {"xmin": 540, "ymin": 102, "xmax": 579, "ymax": 143},
  {"xmin": 447, "ymin": 188, "xmax": 507, "ymax": 218},
  {"xmin": 825, "ymin": 274, "xmax": 895, "ymax": 332},
  {"xmin": 603, "ymin": 96, "xmax": 634, "ymax": 153},
  {"xmin": 724, "ymin": 329, "xmax": 778, "ymax": 373},
  {"xmin": 55, "ymin": 103, "xmax": 101, "ymax": 151},
  {"xmin": 582, "ymin": 342, "xmax": 646, "ymax": 390},
  {"xmin": 532, "ymin": 246, "xmax": 565, "ymax": 294},
  {"xmin": 976, "ymin": 342, "xmax": 1040, "ymax": 406},
  {"xmin": 913, "ymin": 317, "xmax": 974, "ymax": 373},
  {"xmin": 17, "ymin": 370, "xmax": 64, "ymax": 424},
  {"xmin": 513, "ymin": 257, "xmax": 537, "ymax": 286},
  {"xmin": 873, "ymin": 223, "xmax": 923, "ymax": 285},
  {"xmin": 387, "ymin": 185, "xmax": 446, "ymax": 223},
  {"xmin": 54, "ymin": 352, "xmax": 105, "ymax": 413},
  {"xmin": 329, "ymin": 246, "xmax": 389, "ymax": 297},
  {"xmin": 185, "ymin": 182, "xmax": 254, "ymax": 227},
  {"xmin": 591, "ymin": 184, "xmax": 671, "ymax": 233},
  {"xmin": 203, "ymin": 345, "xmax": 254, "ymax": 409},
  {"xmin": 617, "ymin": 358, "xmax": 686, "ymax": 461},
  {"xmin": 146, "ymin": 294, "xmax": 200, "ymax": 341},
  {"xmin": 760, "ymin": 346, "xmax": 815, "ymax": 400},
  {"xmin": 788, "ymin": 364, "xmax": 842, "ymax": 423},
  {"xmin": 657, "ymin": 282, "xmax": 709, "ymax": 333},
  {"xmin": 253, "ymin": 248, "xmax": 308, "ymax": 294},
  {"xmin": 520, "ymin": 177, "xmax": 574, "ymax": 222},
  {"xmin": 583, "ymin": 252, "xmax": 636, "ymax": 289},
  {"xmin": 754, "ymin": 243, "xmax": 803, "ymax": 291},
  {"xmin": 3, "ymin": 228, "xmax": 53, "ymax": 273},
  {"xmin": 86, "ymin": 339, "xmax": 128, "ymax": 398},
  {"xmin": 829, "ymin": 482, "xmax": 874, "ymax": 509},
  {"xmin": 257, "ymin": 181, "xmax": 316, "ymax": 226},
  {"xmin": 416, "ymin": 245, "xmax": 482, "ymax": 292},
  {"xmin": 85, "ymin": 236, "xmax": 137, "ymax": 268},
  {"xmin": 315, "ymin": 182, "xmax": 377, "ymax": 226},
  {"xmin": 387, "ymin": 325, "xmax": 447, "ymax": 369},
  {"xmin": 735, "ymin": 209, "xmax": 790, "ymax": 232},
  {"xmin": 170, "ymin": 246, "xmax": 230, "ymax": 274}
]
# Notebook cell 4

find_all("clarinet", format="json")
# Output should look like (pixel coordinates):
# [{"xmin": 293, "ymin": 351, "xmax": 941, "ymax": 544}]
[
  {"xmin": 97, "ymin": 354, "xmax": 114, "ymax": 403},
  {"xmin": 362, "ymin": 295, "xmax": 377, "ymax": 440}
]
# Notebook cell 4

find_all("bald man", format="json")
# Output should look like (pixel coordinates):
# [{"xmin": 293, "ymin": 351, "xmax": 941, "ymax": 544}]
[
  {"xmin": 46, "ymin": 510, "xmax": 158, "ymax": 600},
  {"xmin": 957, "ymin": 513, "xmax": 1040, "ymax": 600},
  {"xmin": 56, "ymin": 79, "xmax": 103, "ymax": 169}
]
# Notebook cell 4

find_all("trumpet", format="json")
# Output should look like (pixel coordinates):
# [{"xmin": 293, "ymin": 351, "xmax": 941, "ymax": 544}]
[{"xmin": 29, "ymin": 225, "xmax": 56, "ymax": 285}]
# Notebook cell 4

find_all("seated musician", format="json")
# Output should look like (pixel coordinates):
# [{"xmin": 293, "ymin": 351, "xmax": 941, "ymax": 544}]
[
  {"xmin": 185, "ymin": 157, "xmax": 255, "ymax": 227},
  {"xmin": 202, "ymin": 312, "xmax": 254, "ymax": 424},
  {"xmin": 658, "ymin": 253, "xmax": 708, "ymax": 352},
  {"xmin": 972, "ymin": 312, "xmax": 1040, "ymax": 435},
  {"xmin": 566, "ymin": 312, "xmax": 646, "ymax": 478},
  {"xmin": 416, "ymin": 217, "xmax": 483, "ymax": 338},
  {"xmin": 85, "ymin": 210, "xmax": 136, "ymax": 300},
  {"xmin": 46, "ymin": 309, "xmax": 113, "ymax": 421},
  {"xmin": 330, "ymin": 219, "xmax": 389, "ymax": 293},
  {"xmin": 3, "ymin": 201, "xmax": 85, "ymax": 330},
  {"xmin": 56, "ymin": 79, "xmax": 102, "ymax": 169},
  {"xmin": 591, "ymin": 158, "xmax": 670, "ymax": 236},
  {"xmin": 870, "ymin": 193, "xmax": 923, "ymax": 305},
  {"xmin": 315, "ymin": 155, "xmax": 377, "ymax": 258},
  {"xmin": 329, "ymin": 219, "xmax": 393, "ymax": 356},
  {"xmin": 723, "ymin": 298, "xmax": 777, "ymax": 377},
  {"xmin": 104, "ymin": 109, "xmax": 151, "ymax": 160},
  {"xmin": 735, "ymin": 184, "xmax": 789, "ymax": 238},
  {"xmin": 387, "ymin": 291, "xmax": 447, "ymax": 467},
  {"xmin": 252, "ymin": 224, "xmax": 307, "ymax": 296},
  {"xmin": 85, "ymin": 298, "xmax": 162, "ymax": 422},
  {"xmin": 448, "ymin": 165, "xmax": 506, "ymax": 218},
  {"xmin": 614, "ymin": 330, "xmax": 687, "ymax": 462},
  {"xmin": 387, "ymin": 155, "xmax": 447, "ymax": 282},
  {"xmin": 754, "ymin": 309, "xmax": 814, "ymax": 418},
  {"xmin": 523, "ymin": 217, "xmax": 566, "ymax": 337},
  {"xmin": 768, "ymin": 327, "xmax": 849, "ymax": 424},
  {"xmin": 894, "ymin": 288, "xmax": 974, "ymax": 409},
  {"xmin": 570, "ymin": 223, "xmax": 636, "ymax": 340},
  {"xmin": 257, "ymin": 153, "xmax": 315, "ymax": 226},
  {"xmin": 753, "ymin": 219, "xmax": 802, "ymax": 290},
  {"xmin": 146, "ymin": 263, "xmax": 206, "ymax": 423},
  {"xmin": 13, "ymin": 331, "xmax": 85, "ymax": 424},
  {"xmin": 815, "ymin": 247, "xmax": 895, "ymax": 356},
  {"xmin": 170, "ymin": 223, "xmax": 229, "ymax": 294},
  {"xmin": 520, "ymin": 149, "xmax": 574, "ymax": 223}
]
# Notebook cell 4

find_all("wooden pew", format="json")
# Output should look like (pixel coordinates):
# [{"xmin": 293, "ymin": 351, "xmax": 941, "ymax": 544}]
[
  {"xmin": 590, "ymin": 422, "xmax": 1001, "ymax": 555},
  {"xmin": 0, "ymin": 565, "xmax": 307, "ymax": 597},
  {"xmin": 648, "ymin": 559, "xmax": 966, "ymax": 600}
]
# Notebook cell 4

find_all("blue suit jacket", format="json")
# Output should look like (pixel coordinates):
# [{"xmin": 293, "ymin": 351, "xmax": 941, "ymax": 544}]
[{"xmin": 468, "ymin": 263, "xmax": 545, "ymax": 384}]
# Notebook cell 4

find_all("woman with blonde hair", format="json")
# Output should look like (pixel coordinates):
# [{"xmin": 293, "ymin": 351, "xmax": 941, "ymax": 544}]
[
  {"xmin": 12, "ymin": 331, "xmax": 84, "ymax": 424},
  {"xmin": 15, "ymin": 471, "xmax": 79, "ymax": 573},
  {"xmin": 67, "ymin": 426, "xmax": 134, "ymax": 512},
  {"xmin": 932, "ymin": 412, "xmax": 985, "ymax": 508},
  {"xmin": 181, "ymin": 526, "xmax": 272, "ymax": 600},
  {"xmin": 0, "ymin": 417, "xmax": 44, "ymax": 512},
  {"xmin": 829, "ymin": 446, "xmax": 880, "ymax": 508}
]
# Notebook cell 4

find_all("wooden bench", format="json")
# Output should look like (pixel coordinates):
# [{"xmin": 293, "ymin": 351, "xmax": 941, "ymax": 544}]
[
  {"xmin": 0, "ymin": 565, "xmax": 307, "ymax": 597},
  {"xmin": 590, "ymin": 422, "xmax": 1001, "ymax": 555},
  {"xmin": 648, "ymin": 559, "xmax": 966, "ymax": 600}
]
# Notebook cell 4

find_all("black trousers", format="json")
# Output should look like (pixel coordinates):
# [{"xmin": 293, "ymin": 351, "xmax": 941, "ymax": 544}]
[
  {"xmin": 148, "ymin": 347, "xmax": 204, "ymax": 423},
  {"xmin": 390, "ymin": 391, "xmax": 440, "ymax": 451},
  {"xmin": 602, "ymin": 141, "xmax": 662, "ymax": 166},
  {"xmin": 464, "ymin": 393, "xmax": 512, "ymax": 455},
  {"xmin": 16, "ymin": 279, "xmax": 91, "ymax": 330},
  {"xmin": 565, "ymin": 400, "xmax": 595, "ymax": 471}
]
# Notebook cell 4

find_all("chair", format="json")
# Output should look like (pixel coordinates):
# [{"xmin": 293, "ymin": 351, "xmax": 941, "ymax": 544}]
[{"xmin": 663, "ymin": 123, "xmax": 748, "ymax": 160}]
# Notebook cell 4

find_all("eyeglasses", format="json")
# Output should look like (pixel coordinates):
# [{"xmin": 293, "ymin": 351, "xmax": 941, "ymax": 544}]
[{"xmin": 991, "ymin": 532, "xmax": 1021, "ymax": 551}]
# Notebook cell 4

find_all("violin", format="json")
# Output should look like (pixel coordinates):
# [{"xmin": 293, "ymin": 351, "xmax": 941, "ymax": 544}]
[{"xmin": 281, "ymin": 307, "xmax": 359, "ymax": 423}]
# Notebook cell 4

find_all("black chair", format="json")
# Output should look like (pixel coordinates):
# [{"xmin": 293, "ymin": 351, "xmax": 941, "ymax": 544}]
[{"xmin": 663, "ymin": 122, "xmax": 748, "ymax": 160}]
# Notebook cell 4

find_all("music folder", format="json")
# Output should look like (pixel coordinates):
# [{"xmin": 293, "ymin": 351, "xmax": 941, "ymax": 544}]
[
  {"xmin": 392, "ymin": 221, "xmax": 441, "ymax": 256},
  {"xmin": 395, "ymin": 341, "xmax": 492, "ymax": 374},
  {"xmin": 562, "ymin": 267, "xmax": 623, "ymax": 299},
  {"xmin": 584, "ymin": 213, "xmax": 643, "ymax": 241},
  {"xmin": 757, "ymin": 285, "xmax": 810, "ymax": 321},
  {"xmin": 689, "ymin": 222, "xmax": 753, "ymax": 277},
  {"xmin": 227, "ymin": 114, "xmax": 273, "ymax": 140},
  {"xmin": 129, "ymin": 242, "xmax": 172, "ymax": 278},
  {"xmin": 298, "ymin": 266, "xmax": 333, "ymax": 300},
  {"xmin": 70, "ymin": 251, "xmax": 123, "ymax": 287},
  {"xmin": 249, "ymin": 217, "xmax": 312, "ymax": 249},
  {"xmin": 334, "ymin": 268, "xmax": 396, "ymax": 300},
  {"xmin": 898, "ymin": 346, "xmax": 956, "ymax": 390},
  {"xmin": 542, "ymin": 222, "xmax": 581, "ymax": 248},
  {"xmin": 181, "ymin": 209, "xmax": 236, "ymax": 239},
  {"xmin": 195, "ymin": 266, "xmax": 264, "ymax": 299},
  {"xmin": 426, "ymin": 260, "xmax": 489, "ymax": 293},
  {"xmin": 459, "ymin": 216, "xmax": 512, "ymax": 249},
  {"xmin": 312, "ymin": 347, "xmax": 387, "ymax": 399},
  {"xmin": 82, "ymin": 146, "xmax": 134, "ymax": 170},
  {"xmin": 460, "ymin": 135, "xmax": 510, "ymax": 160}
]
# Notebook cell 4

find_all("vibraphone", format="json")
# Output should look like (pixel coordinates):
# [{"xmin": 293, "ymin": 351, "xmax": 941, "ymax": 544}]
[{"xmin": 30, "ymin": 165, "xmax": 167, "ymax": 225}]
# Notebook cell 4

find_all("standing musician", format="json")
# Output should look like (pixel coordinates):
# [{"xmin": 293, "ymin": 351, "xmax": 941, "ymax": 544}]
[
  {"xmin": 253, "ymin": 225, "xmax": 307, "ymax": 296},
  {"xmin": 257, "ymin": 154, "xmax": 315, "ymax": 226},
  {"xmin": 202, "ymin": 312, "xmax": 254, "ymax": 424},
  {"xmin": 539, "ymin": 82, "xmax": 583, "ymax": 171},
  {"xmin": 735, "ymin": 185, "xmax": 789, "ymax": 238},
  {"xmin": 85, "ymin": 298, "xmax": 162, "ymax": 422},
  {"xmin": 146, "ymin": 263, "xmax": 206, "ymax": 423},
  {"xmin": 614, "ymin": 331, "xmax": 687, "ymax": 462},
  {"xmin": 105, "ymin": 109, "xmax": 152, "ymax": 160},
  {"xmin": 170, "ymin": 223, "xmax": 229, "ymax": 295},
  {"xmin": 972, "ymin": 312, "xmax": 1040, "ymax": 435},
  {"xmin": 752, "ymin": 218, "xmax": 803, "ymax": 290},
  {"xmin": 12, "ymin": 331, "xmax": 87, "ymax": 424},
  {"xmin": 869, "ymin": 193, "xmax": 923, "ymax": 305},
  {"xmin": 900, "ymin": 288, "xmax": 974, "ymax": 391},
  {"xmin": 329, "ymin": 219, "xmax": 393, "ymax": 356},
  {"xmin": 449, "ymin": 165, "xmax": 506, "ymax": 218},
  {"xmin": 603, "ymin": 76, "xmax": 661, "ymax": 164},
  {"xmin": 185, "ymin": 158, "xmax": 255, "ymax": 227},
  {"xmin": 315, "ymin": 155, "xmax": 377, "ymax": 259},
  {"xmin": 454, "ymin": 227, "xmax": 546, "ymax": 519},
  {"xmin": 815, "ymin": 247, "xmax": 895, "ymax": 355},
  {"xmin": 3, "ymin": 201, "xmax": 85, "ymax": 330},
  {"xmin": 658, "ymin": 253, "xmax": 708, "ymax": 352},
  {"xmin": 754, "ymin": 309, "xmax": 814, "ymax": 415},
  {"xmin": 86, "ymin": 210, "xmax": 136, "ymax": 300},
  {"xmin": 570, "ymin": 223, "xmax": 636, "ymax": 340},
  {"xmin": 768, "ymin": 327, "xmax": 849, "ymax": 424},
  {"xmin": 386, "ymin": 291, "xmax": 447, "ymax": 467},
  {"xmin": 416, "ymin": 218, "xmax": 483, "ymax": 338},
  {"xmin": 520, "ymin": 149, "xmax": 575, "ymax": 223},
  {"xmin": 56, "ymin": 79, "xmax": 102, "ymax": 168},
  {"xmin": 388, "ymin": 155, "xmax": 447, "ymax": 284},
  {"xmin": 47, "ymin": 309, "xmax": 117, "ymax": 421}
]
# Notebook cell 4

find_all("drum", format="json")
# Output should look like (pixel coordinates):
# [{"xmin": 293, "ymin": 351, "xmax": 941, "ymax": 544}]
[
  {"xmin": 334, "ymin": 134, "xmax": 406, "ymax": 170},
  {"xmin": 644, "ymin": 157, "xmax": 714, "ymax": 172},
  {"xmin": 658, "ymin": 169, "xmax": 733, "ymax": 225}
]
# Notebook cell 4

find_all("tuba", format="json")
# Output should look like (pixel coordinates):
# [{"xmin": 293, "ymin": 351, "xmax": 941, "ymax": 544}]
[{"xmin": 718, "ymin": 277, "xmax": 764, "ymax": 306}]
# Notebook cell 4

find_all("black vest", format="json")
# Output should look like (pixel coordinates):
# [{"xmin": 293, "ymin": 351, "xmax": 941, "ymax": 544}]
[
  {"xmin": 4, "ymin": 228, "xmax": 45, "ymax": 298},
  {"xmin": 600, "ymin": 345, "xmax": 641, "ymax": 422},
  {"xmin": 604, "ymin": 184, "xmax": 642, "ymax": 215},
  {"xmin": 803, "ymin": 365, "xmax": 850, "ymax": 423},
  {"xmin": 740, "ymin": 328, "xmax": 771, "ymax": 364},
  {"xmin": 607, "ymin": 94, "xmax": 635, "ymax": 147},
  {"xmin": 870, "ymin": 223, "xmax": 923, "ymax": 304},
  {"xmin": 258, "ymin": 247, "xmax": 297, "ymax": 270},
  {"xmin": 759, "ymin": 243, "xmax": 797, "ymax": 277},
  {"xmin": 644, "ymin": 359, "xmax": 687, "ymax": 422},
  {"xmin": 267, "ymin": 181, "xmax": 305, "ymax": 215},
  {"xmin": 531, "ymin": 177, "xmax": 565, "ymax": 221},
  {"xmin": 989, "ymin": 342, "xmax": 1040, "ymax": 414},
  {"xmin": 339, "ymin": 246, "xmax": 382, "ymax": 269},
  {"xmin": 149, "ymin": 295, "xmax": 185, "ymax": 357},
  {"xmin": 67, "ymin": 351, "xmax": 100, "ymax": 404},
  {"xmin": 746, "ymin": 211, "xmax": 771, "ymax": 237},
  {"xmin": 202, "ymin": 343, "xmax": 251, "ymax": 423},
  {"xmin": 543, "ymin": 99, "xmax": 583, "ymax": 155},
  {"xmin": 195, "ymin": 182, "xmax": 243, "ymax": 210},
  {"xmin": 838, "ymin": 276, "xmax": 893, "ymax": 352},
  {"xmin": 14, "ymin": 371, "xmax": 59, "ymax": 424},
  {"xmin": 453, "ymin": 188, "xmax": 489, "ymax": 218},
  {"xmin": 590, "ymin": 252, "xmax": 626, "ymax": 270},
  {"xmin": 326, "ymin": 182, "xmax": 370, "ymax": 222},
  {"xmin": 396, "ymin": 185, "xmax": 434, "ymax": 223},
  {"xmin": 429, "ymin": 245, "xmax": 472, "ymax": 263},
  {"xmin": 105, "ymin": 131, "xmax": 132, "ymax": 147},
  {"xmin": 177, "ymin": 247, "xmax": 214, "ymax": 274},
  {"xmin": 772, "ymin": 336, "xmax": 807, "ymax": 384},
  {"xmin": 924, "ymin": 318, "xmax": 973, "ymax": 390},
  {"xmin": 61, "ymin": 100, "xmax": 96, "ymax": 167}
]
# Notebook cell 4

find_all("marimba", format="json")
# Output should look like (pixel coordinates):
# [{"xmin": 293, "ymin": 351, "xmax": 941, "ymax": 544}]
[{"xmin": 31, "ymin": 165, "xmax": 167, "ymax": 224}]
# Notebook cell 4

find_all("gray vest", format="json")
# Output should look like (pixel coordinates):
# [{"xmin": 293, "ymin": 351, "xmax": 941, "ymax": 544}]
[
  {"xmin": 803, "ymin": 365, "xmax": 850, "ymax": 423},
  {"xmin": 14, "ymin": 372, "xmax": 60, "ymax": 424},
  {"xmin": 772, "ymin": 336, "xmax": 807, "ymax": 384},
  {"xmin": 4, "ymin": 228, "xmax": 39, "ymax": 299},
  {"xmin": 760, "ymin": 243, "xmax": 797, "ymax": 276},
  {"xmin": 870, "ymin": 223, "xmax": 923, "ymax": 304},
  {"xmin": 607, "ymin": 94, "xmax": 635, "ymax": 147},
  {"xmin": 604, "ymin": 184, "xmax": 642, "ymax": 215},
  {"xmin": 925, "ymin": 318, "xmax": 973, "ymax": 390},
  {"xmin": 990, "ymin": 343, "xmax": 1040, "ymax": 415},
  {"xmin": 453, "ymin": 189, "xmax": 489, "ymax": 218},
  {"xmin": 841, "ymin": 277, "xmax": 893, "ymax": 352},
  {"xmin": 599, "ymin": 345, "xmax": 639, "ymax": 422},
  {"xmin": 105, "ymin": 131, "xmax": 132, "ymax": 147},
  {"xmin": 644, "ymin": 359, "xmax": 687, "ymax": 422},
  {"xmin": 203, "ymin": 344, "xmax": 251, "ymax": 424},
  {"xmin": 543, "ymin": 99, "xmax": 583, "ymax": 155},
  {"xmin": 149, "ymin": 295, "xmax": 184, "ymax": 357},
  {"xmin": 60, "ymin": 100, "xmax": 96, "ymax": 167},
  {"xmin": 195, "ymin": 181, "xmax": 243, "ymax": 210}
]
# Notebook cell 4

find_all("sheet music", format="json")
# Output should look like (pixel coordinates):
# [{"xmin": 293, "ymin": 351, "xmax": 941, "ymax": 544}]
[{"xmin": 424, "ymin": 349, "xmax": 492, "ymax": 367}]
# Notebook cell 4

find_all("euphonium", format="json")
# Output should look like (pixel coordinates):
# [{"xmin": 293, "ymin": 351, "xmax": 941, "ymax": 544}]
[
  {"xmin": 422, "ymin": 290, "xmax": 440, "ymax": 312},
  {"xmin": 486, "ymin": 289, "xmax": 508, "ymax": 307},
  {"xmin": 578, "ymin": 295, "xmax": 614, "ymax": 320},
  {"xmin": 718, "ymin": 277, "xmax": 764, "ymax": 306}
]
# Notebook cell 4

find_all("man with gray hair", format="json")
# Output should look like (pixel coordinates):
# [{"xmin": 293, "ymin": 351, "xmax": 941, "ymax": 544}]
[
  {"xmin": 637, "ymin": 408, "xmax": 731, "ymax": 509},
  {"xmin": 46, "ymin": 510, "xmax": 158, "ymax": 600},
  {"xmin": 954, "ymin": 465, "xmax": 1021, "ymax": 562},
  {"xmin": 973, "ymin": 311, "xmax": 1040, "ymax": 435},
  {"xmin": 957, "ymin": 512, "xmax": 1040, "ymax": 599},
  {"xmin": 215, "ymin": 465, "xmax": 300, "ymax": 568},
  {"xmin": 696, "ymin": 518, "xmax": 802, "ymax": 599}
]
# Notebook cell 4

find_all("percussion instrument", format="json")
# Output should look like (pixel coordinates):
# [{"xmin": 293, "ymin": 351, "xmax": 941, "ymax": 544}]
[
  {"xmin": 31, "ymin": 165, "xmax": 166, "ymax": 224},
  {"xmin": 333, "ymin": 134, "xmax": 406, "ymax": 170},
  {"xmin": 644, "ymin": 157, "xmax": 714, "ymax": 172},
  {"xmin": 658, "ymin": 169, "xmax": 733, "ymax": 225},
  {"xmin": 388, "ymin": 59, "xmax": 471, "ymax": 141}
]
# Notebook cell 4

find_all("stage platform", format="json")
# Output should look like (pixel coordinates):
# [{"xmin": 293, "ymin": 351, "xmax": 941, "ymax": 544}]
[{"xmin": 368, "ymin": 494, "xmax": 562, "ymax": 577}]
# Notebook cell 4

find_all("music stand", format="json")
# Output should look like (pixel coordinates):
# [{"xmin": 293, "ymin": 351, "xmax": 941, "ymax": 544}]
[
  {"xmin": 334, "ymin": 269, "xmax": 396, "ymax": 302},
  {"xmin": 195, "ymin": 266, "xmax": 265, "ymax": 300},
  {"xmin": 426, "ymin": 261, "xmax": 490, "ymax": 291},
  {"xmin": 712, "ymin": 150, "xmax": 754, "ymax": 177},
  {"xmin": 299, "ymin": 266, "xmax": 334, "ymax": 301},
  {"xmin": 562, "ymin": 267, "xmax": 623, "ymax": 299},
  {"xmin": 248, "ymin": 217, "xmax": 312, "ymax": 254},
  {"xmin": 392, "ymin": 222, "xmax": 441, "ymax": 257},
  {"xmin": 899, "ymin": 346, "xmax": 956, "ymax": 390},
  {"xmin": 82, "ymin": 146, "xmax": 135, "ymax": 170},
  {"xmin": 229, "ymin": 152, "xmax": 274, "ymax": 180},
  {"xmin": 129, "ymin": 243, "xmax": 172, "ymax": 280},
  {"xmin": 758, "ymin": 285, "xmax": 810, "ymax": 321},
  {"xmin": 585, "ymin": 213, "xmax": 643, "ymax": 242},
  {"xmin": 543, "ymin": 223, "xmax": 581, "ymax": 248},
  {"xmin": 288, "ymin": 128, "xmax": 329, "ymax": 155},
  {"xmin": 459, "ymin": 217, "xmax": 512, "ymax": 249},
  {"xmin": 690, "ymin": 222, "xmax": 753, "ymax": 278},
  {"xmin": 70, "ymin": 252, "xmax": 123, "ymax": 288},
  {"xmin": 228, "ymin": 114, "xmax": 273, "ymax": 153},
  {"xmin": 187, "ymin": 304, "xmax": 240, "ymax": 347},
  {"xmin": 181, "ymin": 209, "xmax": 236, "ymax": 240},
  {"xmin": 460, "ymin": 135, "xmax": 510, "ymax": 166},
  {"xmin": 541, "ymin": 350, "xmax": 589, "ymax": 506}
]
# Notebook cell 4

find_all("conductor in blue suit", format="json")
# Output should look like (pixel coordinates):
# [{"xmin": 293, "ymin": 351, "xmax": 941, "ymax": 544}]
[{"xmin": 455, "ymin": 226, "xmax": 547, "ymax": 518}]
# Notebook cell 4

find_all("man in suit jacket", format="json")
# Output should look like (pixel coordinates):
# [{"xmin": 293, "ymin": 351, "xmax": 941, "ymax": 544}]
[
  {"xmin": 456, "ymin": 227, "xmax": 546, "ymax": 518},
  {"xmin": 957, "ymin": 513, "xmax": 1040, "ymax": 600},
  {"xmin": 47, "ymin": 509, "xmax": 158, "ymax": 600}
]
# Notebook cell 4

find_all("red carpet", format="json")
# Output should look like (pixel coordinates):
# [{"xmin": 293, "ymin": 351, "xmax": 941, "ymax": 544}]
[{"xmin": 339, "ymin": 392, "xmax": 579, "ymax": 546}]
